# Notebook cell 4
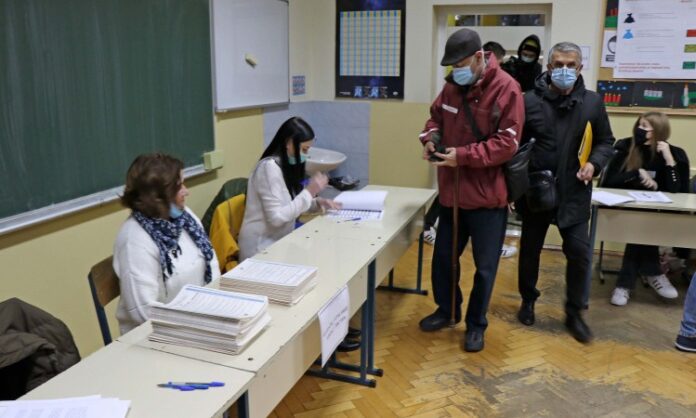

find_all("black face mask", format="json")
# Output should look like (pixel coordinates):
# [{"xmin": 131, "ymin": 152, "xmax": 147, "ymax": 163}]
[{"xmin": 633, "ymin": 127, "xmax": 649, "ymax": 146}]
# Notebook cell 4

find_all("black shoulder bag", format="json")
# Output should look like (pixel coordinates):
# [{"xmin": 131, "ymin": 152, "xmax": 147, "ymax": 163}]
[{"xmin": 460, "ymin": 99, "xmax": 535, "ymax": 203}]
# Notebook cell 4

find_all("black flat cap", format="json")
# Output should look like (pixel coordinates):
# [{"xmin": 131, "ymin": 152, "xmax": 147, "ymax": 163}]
[{"xmin": 440, "ymin": 28, "xmax": 482, "ymax": 66}]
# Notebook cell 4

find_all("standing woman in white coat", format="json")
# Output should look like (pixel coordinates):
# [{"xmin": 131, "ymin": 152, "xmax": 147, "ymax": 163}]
[
  {"xmin": 113, "ymin": 153, "xmax": 220, "ymax": 334},
  {"xmin": 239, "ymin": 117, "xmax": 339, "ymax": 261}
]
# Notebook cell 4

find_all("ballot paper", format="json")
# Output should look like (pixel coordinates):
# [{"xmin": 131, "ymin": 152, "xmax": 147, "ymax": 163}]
[
  {"xmin": 148, "ymin": 285, "xmax": 270, "ymax": 354},
  {"xmin": 326, "ymin": 190, "xmax": 387, "ymax": 220},
  {"xmin": 0, "ymin": 395, "xmax": 130, "ymax": 418},
  {"xmin": 627, "ymin": 191, "xmax": 673, "ymax": 203},
  {"xmin": 591, "ymin": 190, "xmax": 635, "ymax": 206},
  {"xmin": 221, "ymin": 259, "xmax": 317, "ymax": 305}
]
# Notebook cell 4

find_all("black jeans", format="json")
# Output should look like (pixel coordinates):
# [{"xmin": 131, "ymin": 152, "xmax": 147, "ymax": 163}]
[
  {"xmin": 616, "ymin": 244, "xmax": 662, "ymax": 289},
  {"xmin": 431, "ymin": 206, "xmax": 507, "ymax": 332},
  {"xmin": 518, "ymin": 210, "xmax": 590, "ymax": 316}
]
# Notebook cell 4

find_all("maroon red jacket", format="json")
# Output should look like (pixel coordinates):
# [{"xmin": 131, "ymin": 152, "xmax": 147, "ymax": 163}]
[{"xmin": 420, "ymin": 53, "xmax": 524, "ymax": 209}]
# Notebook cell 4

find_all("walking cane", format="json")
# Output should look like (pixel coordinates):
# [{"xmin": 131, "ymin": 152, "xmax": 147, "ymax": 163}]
[{"xmin": 449, "ymin": 166, "xmax": 460, "ymax": 327}]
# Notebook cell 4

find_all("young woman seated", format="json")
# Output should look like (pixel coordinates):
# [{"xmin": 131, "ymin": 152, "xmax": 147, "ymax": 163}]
[
  {"xmin": 602, "ymin": 112, "xmax": 690, "ymax": 306},
  {"xmin": 114, "ymin": 153, "xmax": 220, "ymax": 333},
  {"xmin": 238, "ymin": 117, "xmax": 339, "ymax": 261}
]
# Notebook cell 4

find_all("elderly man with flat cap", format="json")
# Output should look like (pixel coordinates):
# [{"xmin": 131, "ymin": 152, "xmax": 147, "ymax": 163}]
[{"xmin": 418, "ymin": 28, "xmax": 524, "ymax": 352}]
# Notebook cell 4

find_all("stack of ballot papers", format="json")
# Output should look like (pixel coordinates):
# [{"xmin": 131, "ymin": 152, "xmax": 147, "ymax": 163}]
[
  {"xmin": 220, "ymin": 259, "xmax": 318, "ymax": 305},
  {"xmin": 0, "ymin": 395, "xmax": 129, "ymax": 418},
  {"xmin": 327, "ymin": 190, "xmax": 388, "ymax": 220},
  {"xmin": 148, "ymin": 285, "xmax": 270, "ymax": 355}
]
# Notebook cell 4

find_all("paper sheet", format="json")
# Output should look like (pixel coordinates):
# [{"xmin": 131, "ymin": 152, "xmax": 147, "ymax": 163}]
[
  {"xmin": 326, "ymin": 209, "xmax": 384, "ymax": 220},
  {"xmin": 152, "ymin": 285, "xmax": 267, "ymax": 320},
  {"xmin": 591, "ymin": 190, "xmax": 634, "ymax": 206},
  {"xmin": 224, "ymin": 259, "xmax": 317, "ymax": 286},
  {"xmin": 627, "ymin": 191, "xmax": 673, "ymax": 203},
  {"xmin": 318, "ymin": 286, "xmax": 350, "ymax": 367},
  {"xmin": 334, "ymin": 190, "xmax": 387, "ymax": 211}
]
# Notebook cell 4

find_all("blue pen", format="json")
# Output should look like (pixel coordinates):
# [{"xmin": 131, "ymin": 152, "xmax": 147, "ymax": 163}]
[
  {"xmin": 347, "ymin": 217, "xmax": 361, "ymax": 222},
  {"xmin": 158, "ymin": 383, "xmax": 197, "ymax": 391},
  {"xmin": 184, "ymin": 381, "xmax": 225, "ymax": 387}
]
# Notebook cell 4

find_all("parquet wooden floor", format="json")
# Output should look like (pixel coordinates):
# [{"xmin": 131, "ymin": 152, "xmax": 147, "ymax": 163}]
[{"xmin": 269, "ymin": 238, "xmax": 696, "ymax": 417}]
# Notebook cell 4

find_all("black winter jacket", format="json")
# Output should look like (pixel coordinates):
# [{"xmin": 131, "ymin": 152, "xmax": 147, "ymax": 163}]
[
  {"xmin": 602, "ymin": 138, "xmax": 690, "ymax": 193},
  {"xmin": 519, "ymin": 72, "xmax": 615, "ymax": 228},
  {"xmin": 501, "ymin": 34, "xmax": 542, "ymax": 92},
  {"xmin": 0, "ymin": 298, "xmax": 80, "ymax": 400}
]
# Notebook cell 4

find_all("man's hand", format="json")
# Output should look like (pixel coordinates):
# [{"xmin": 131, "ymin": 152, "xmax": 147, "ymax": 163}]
[
  {"xmin": 432, "ymin": 147, "xmax": 457, "ymax": 167},
  {"xmin": 576, "ymin": 162, "xmax": 595, "ymax": 184},
  {"xmin": 422, "ymin": 141, "xmax": 436, "ymax": 160}
]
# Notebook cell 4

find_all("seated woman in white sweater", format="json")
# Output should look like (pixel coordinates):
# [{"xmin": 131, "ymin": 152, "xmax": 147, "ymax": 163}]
[
  {"xmin": 239, "ymin": 117, "xmax": 339, "ymax": 261},
  {"xmin": 113, "ymin": 153, "xmax": 220, "ymax": 334}
]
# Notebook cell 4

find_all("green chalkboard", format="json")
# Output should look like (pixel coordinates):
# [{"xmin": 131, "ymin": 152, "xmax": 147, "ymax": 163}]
[{"xmin": 0, "ymin": 0, "xmax": 214, "ymax": 220}]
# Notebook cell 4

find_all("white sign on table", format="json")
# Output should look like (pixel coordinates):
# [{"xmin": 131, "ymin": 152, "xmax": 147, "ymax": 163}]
[{"xmin": 318, "ymin": 286, "xmax": 350, "ymax": 367}]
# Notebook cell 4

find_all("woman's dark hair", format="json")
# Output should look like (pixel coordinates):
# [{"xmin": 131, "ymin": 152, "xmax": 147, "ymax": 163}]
[
  {"xmin": 121, "ymin": 153, "xmax": 184, "ymax": 219},
  {"xmin": 261, "ymin": 117, "xmax": 315, "ymax": 196}
]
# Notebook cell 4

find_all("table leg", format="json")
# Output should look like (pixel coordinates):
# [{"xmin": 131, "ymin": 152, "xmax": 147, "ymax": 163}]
[{"xmin": 377, "ymin": 230, "xmax": 428, "ymax": 295}]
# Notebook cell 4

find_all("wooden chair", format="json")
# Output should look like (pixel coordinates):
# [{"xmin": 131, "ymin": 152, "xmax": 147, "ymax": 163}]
[{"xmin": 87, "ymin": 256, "xmax": 120, "ymax": 345}]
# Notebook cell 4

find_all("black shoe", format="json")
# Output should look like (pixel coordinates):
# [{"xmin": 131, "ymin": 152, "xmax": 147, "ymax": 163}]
[
  {"xmin": 675, "ymin": 335, "xmax": 696, "ymax": 353},
  {"xmin": 419, "ymin": 311, "xmax": 459, "ymax": 332},
  {"xmin": 336, "ymin": 338, "xmax": 360, "ymax": 352},
  {"xmin": 565, "ymin": 314, "xmax": 593, "ymax": 344},
  {"xmin": 347, "ymin": 327, "xmax": 361, "ymax": 338},
  {"xmin": 517, "ymin": 300, "xmax": 535, "ymax": 326},
  {"xmin": 463, "ymin": 330, "xmax": 484, "ymax": 352}
]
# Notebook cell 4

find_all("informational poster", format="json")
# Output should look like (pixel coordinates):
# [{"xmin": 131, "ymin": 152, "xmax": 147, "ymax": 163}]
[
  {"xmin": 601, "ymin": 30, "xmax": 617, "ymax": 68},
  {"xmin": 615, "ymin": 0, "xmax": 696, "ymax": 79},
  {"xmin": 336, "ymin": 0, "xmax": 405, "ymax": 99}
]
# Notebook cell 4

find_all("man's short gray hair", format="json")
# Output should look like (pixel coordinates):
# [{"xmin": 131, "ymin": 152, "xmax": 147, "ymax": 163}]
[{"xmin": 548, "ymin": 42, "xmax": 582, "ymax": 64}]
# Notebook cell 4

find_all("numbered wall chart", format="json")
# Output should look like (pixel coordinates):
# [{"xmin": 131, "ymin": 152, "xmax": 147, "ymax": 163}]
[
  {"xmin": 335, "ymin": 0, "xmax": 405, "ymax": 99},
  {"xmin": 615, "ymin": 0, "xmax": 696, "ymax": 79}
]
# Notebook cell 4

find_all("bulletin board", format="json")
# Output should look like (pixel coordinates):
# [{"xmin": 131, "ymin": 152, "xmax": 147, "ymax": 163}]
[{"xmin": 597, "ymin": 0, "xmax": 696, "ymax": 116}]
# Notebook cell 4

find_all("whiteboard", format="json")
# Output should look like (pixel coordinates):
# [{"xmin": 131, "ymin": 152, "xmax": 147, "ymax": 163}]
[{"xmin": 211, "ymin": 0, "xmax": 289, "ymax": 111}]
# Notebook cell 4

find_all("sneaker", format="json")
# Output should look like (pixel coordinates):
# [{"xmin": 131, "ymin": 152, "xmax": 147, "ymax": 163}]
[
  {"xmin": 610, "ymin": 287, "xmax": 630, "ymax": 306},
  {"xmin": 644, "ymin": 274, "xmax": 679, "ymax": 299},
  {"xmin": 501, "ymin": 244, "xmax": 517, "ymax": 258},
  {"xmin": 423, "ymin": 227, "xmax": 436, "ymax": 245},
  {"xmin": 675, "ymin": 335, "xmax": 696, "ymax": 352}
]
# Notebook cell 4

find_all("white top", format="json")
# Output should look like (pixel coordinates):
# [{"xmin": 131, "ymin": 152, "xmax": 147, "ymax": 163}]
[
  {"xmin": 113, "ymin": 208, "xmax": 220, "ymax": 334},
  {"xmin": 238, "ymin": 157, "xmax": 317, "ymax": 261}
]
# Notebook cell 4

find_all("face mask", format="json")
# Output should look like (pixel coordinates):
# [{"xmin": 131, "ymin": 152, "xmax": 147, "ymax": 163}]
[
  {"xmin": 170, "ymin": 203, "xmax": 184, "ymax": 219},
  {"xmin": 287, "ymin": 152, "xmax": 307, "ymax": 165},
  {"xmin": 452, "ymin": 65, "xmax": 475, "ymax": 86},
  {"xmin": 633, "ymin": 127, "xmax": 649, "ymax": 146},
  {"xmin": 550, "ymin": 67, "xmax": 577, "ymax": 90},
  {"xmin": 521, "ymin": 55, "xmax": 535, "ymax": 63}
]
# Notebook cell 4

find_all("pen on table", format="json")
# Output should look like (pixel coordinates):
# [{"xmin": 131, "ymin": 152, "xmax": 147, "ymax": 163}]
[
  {"xmin": 346, "ymin": 217, "xmax": 361, "ymax": 222},
  {"xmin": 158, "ymin": 381, "xmax": 225, "ymax": 390}
]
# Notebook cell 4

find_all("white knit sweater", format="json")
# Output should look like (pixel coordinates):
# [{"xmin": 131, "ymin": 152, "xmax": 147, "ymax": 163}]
[
  {"xmin": 113, "ymin": 208, "xmax": 220, "ymax": 334},
  {"xmin": 238, "ymin": 157, "xmax": 317, "ymax": 261}
]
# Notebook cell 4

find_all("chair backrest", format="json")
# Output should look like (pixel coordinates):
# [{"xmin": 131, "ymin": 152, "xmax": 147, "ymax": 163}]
[
  {"xmin": 87, "ymin": 256, "xmax": 119, "ymax": 345},
  {"xmin": 202, "ymin": 177, "xmax": 248, "ymax": 235},
  {"xmin": 210, "ymin": 194, "xmax": 246, "ymax": 273}
]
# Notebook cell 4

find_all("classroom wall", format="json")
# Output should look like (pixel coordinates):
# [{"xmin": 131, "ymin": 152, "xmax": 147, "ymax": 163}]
[{"xmin": 0, "ymin": 110, "xmax": 264, "ymax": 356}]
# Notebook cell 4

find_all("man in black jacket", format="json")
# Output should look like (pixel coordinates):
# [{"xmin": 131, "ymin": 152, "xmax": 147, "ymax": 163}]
[
  {"xmin": 501, "ymin": 34, "xmax": 542, "ymax": 92},
  {"xmin": 516, "ymin": 42, "xmax": 615, "ymax": 343}
]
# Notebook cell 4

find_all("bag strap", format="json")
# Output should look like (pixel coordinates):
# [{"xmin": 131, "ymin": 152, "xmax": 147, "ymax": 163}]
[{"xmin": 460, "ymin": 96, "xmax": 486, "ymax": 142}]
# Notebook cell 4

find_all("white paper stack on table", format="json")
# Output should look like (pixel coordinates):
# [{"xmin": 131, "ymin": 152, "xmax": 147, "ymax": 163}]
[
  {"xmin": 220, "ymin": 259, "xmax": 318, "ymax": 305},
  {"xmin": 327, "ymin": 190, "xmax": 388, "ymax": 220},
  {"xmin": 0, "ymin": 395, "xmax": 130, "ymax": 418},
  {"xmin": 148, "ymin": 285, "xmax": 270, "ymax": 355}
]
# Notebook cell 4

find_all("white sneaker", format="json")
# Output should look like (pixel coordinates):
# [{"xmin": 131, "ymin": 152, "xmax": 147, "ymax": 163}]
[
  {"xmin": 644, "ymin": 274, "xmax": 679, "ymax": 299},
  {"xmin": 610, "ymin": 287, "xmax": 630, "ymax": 306},
  {"xmin": 501, "ymin": 244, "xmax": 517, "ymax": 258},
  {"xmin": 423, "ymin": 227, "xmax": 436, "ymax": 245}
]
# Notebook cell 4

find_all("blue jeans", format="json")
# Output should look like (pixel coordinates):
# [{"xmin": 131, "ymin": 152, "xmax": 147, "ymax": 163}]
[
  {"xmin": 431, "ymin": 206, "xmax": 507, "ymax": 332},
  {"xmin": 679, "ymin": 273, "xmax": 696, "ymax": 337}
]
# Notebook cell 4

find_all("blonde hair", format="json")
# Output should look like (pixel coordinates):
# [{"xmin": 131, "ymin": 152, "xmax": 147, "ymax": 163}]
[{"xmin": 622, "ymin": 112, "xmax": 670, "ymax": 172}]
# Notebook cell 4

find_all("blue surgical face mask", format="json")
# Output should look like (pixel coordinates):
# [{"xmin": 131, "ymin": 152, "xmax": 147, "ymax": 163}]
[
  {"xmin": 550, "ymin": 67, "xmax": 577, "ymax": 90},
  {"xmin": 287, "ymin": 152, "xmax": 307, "ymax": 165},
  {"xmin": 452, "ymin": 65, "xmax": 475, "ymax": 86},
  {"xmin": 521, "ymin": 55, "xmax": 535, "ymax": 63},
  {"xmin": 170, "ymin": 203, "xmax": 184, "ymax": 219}
]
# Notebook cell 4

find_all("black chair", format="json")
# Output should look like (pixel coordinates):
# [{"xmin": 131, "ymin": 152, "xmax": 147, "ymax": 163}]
[{"xmin": 87, "ymin": 256, "xmax": 120, "ymax": 345}]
